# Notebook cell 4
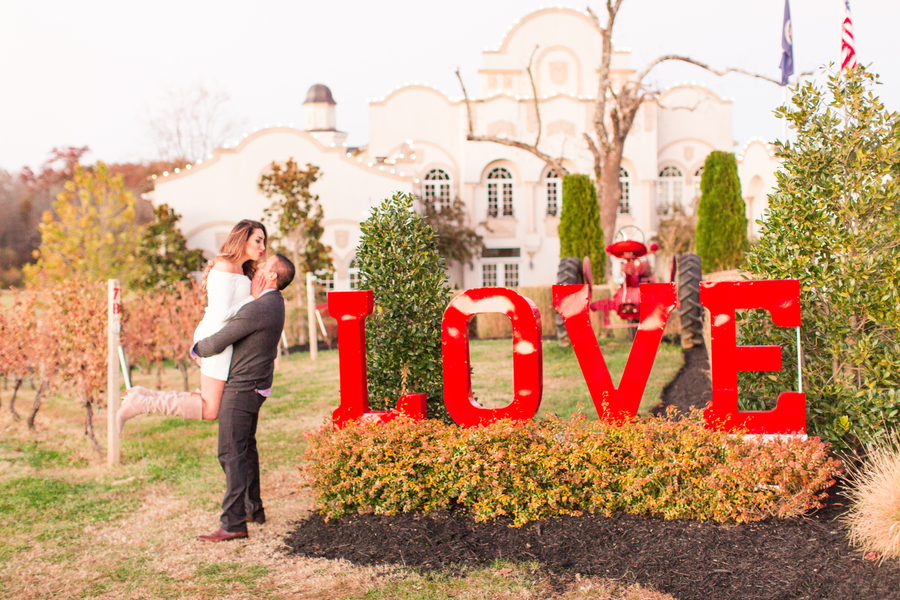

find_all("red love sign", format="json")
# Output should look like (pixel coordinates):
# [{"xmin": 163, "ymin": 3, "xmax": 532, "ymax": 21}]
[{"xmin": 328, "ymin": 280, "xmax": 805, "ymax": 435}]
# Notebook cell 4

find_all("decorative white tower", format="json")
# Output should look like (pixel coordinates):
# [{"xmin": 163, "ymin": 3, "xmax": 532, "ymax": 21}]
[
  {"xmin": 302, "ymin": 84, "xmax": 347, "ymax": 147},
  {"xmin": 303, "ymin": 84, "xmax": 336, "ymax": 130}
]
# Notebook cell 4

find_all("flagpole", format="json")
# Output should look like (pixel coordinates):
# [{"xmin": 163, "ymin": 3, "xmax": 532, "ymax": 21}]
[{"xmin": 782, "ymin": 86, "xmax": 787, "ymax": 142}]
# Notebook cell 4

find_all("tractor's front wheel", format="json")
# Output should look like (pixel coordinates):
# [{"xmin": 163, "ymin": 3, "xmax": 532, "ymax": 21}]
[
  {"xmin": 677, "ymin": 254, "xmax": 703, "ymax": 350},
  {"xmin": 555, "ymin": 257, "xmax": 584, "ymax": 347}
]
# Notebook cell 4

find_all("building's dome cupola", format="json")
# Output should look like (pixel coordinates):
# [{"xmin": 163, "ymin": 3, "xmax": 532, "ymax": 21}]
[{"xmin": 303, "ymin": 84, "xmax": 337, "ymax": 131}]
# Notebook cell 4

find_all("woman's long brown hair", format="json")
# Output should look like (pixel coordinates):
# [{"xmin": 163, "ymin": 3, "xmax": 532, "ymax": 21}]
[{"xmin": 203, "ymin": 220, "xmax": 268, "ymax": 283}]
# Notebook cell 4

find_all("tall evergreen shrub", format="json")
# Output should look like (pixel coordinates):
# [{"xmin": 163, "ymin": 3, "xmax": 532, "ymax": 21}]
[
  {"xmin": 694, "ymin": 150, "xmax": 748, "ymax": 272},
  {"xmin": 558, "ymin": 174, "xmax": 605, "ymax": 278},
  {"xmin": 738, "ymin": 67, "xmax": 900, "ymax": 450},
  {"xmin": 356, "ymin": 192, "xmax": 452, "ymax": 422}
]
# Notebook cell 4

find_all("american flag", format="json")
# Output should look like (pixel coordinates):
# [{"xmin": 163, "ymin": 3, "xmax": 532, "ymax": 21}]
[{"xmin": 841, "ymin": 0, "xmax": 857, "ymax": 70}]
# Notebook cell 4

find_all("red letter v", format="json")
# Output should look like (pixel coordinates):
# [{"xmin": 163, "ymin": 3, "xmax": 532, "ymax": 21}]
[{"xmin": 552, "ymin": 283, "xmax": 677, "ymax": 422}]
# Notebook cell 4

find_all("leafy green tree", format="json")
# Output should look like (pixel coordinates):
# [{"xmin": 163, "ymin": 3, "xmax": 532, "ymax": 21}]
[
  {"xmin": 258, "ymin": 159, "xmax": 331, "ymax": 276},
  {"xmin": 133, "ymin": 203, "xmax": 204, "ymax": 289},
  {"xmin": 558, "ymin": 174, "xmax": 605, "ymax": 279},
  {"xmin": 695, "ymin": 151, "xmax": 749, "ymax": 272},
  {"xmin": 738, "ymin": 66, "xmax": 900, "ymax": 450},
  {"xmin": 357, "ymin": 192, "xmax": 451, "ymax": 422},
  {"xmin": 24, "ymin": 162, "xmax": 141, "ymax": 285}
]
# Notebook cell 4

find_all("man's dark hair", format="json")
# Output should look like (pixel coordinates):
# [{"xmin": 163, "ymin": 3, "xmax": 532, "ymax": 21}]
[{"xmin": 272, "ymin": 254, "xmax": 296, "ymax": 290}]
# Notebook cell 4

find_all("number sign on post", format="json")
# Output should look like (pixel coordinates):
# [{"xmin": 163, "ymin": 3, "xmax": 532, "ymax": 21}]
[{"xmin": 107, "ymin": 279, "xmax": 122, "ymax": 465}]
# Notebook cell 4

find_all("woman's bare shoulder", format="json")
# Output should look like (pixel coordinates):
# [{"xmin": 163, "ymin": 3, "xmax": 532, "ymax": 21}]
[{"xmin": 211, "ymin": 259, "xmax": 241, "ymax": 274}]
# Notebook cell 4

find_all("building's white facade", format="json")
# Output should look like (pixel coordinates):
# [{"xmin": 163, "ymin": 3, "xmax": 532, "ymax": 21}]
[{"xmin": 152, "ymin": 7, "xmax": 779, "ymax": 290}]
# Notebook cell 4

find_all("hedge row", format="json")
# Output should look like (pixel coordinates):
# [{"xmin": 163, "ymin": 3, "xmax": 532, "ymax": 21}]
[{"xmin": 304, "ymin": 412, "xmax": 841, "ymax": 526}]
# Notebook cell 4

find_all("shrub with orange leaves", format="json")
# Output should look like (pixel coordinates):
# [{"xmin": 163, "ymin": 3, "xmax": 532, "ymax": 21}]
[
  {"xmin": 42, "ymin": 280, "xmax": 107, "ymax": 452},
  {"xmin": 305, "ymin": 410, "xmax": 841, "ymax": 526},
  {"xmin": 0, "ymin": 291, "xmax": 57, "ymax": 429}
]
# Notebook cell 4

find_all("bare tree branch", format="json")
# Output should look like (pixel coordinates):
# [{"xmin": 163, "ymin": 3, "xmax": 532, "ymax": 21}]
[
  {"xmin": 587, "ymin": 5, "xmax": 614, "ymax": 153},
  {"xmin": 456, "ymin": 55, "xmax": 566, "ymax": 178},
  {"xmin": 636, "ymin": 55, "xmax": 784, "ymax": 86},
  {"xmin": 456, "ymin": 0, "xmax": 795, "ymax": 280},
  {"xmin": 526, "ymin": 45, "xmax": 542, "ymax": 150},
  {"xmin": 455, "ymin": 68, "xmax": 474, "ymax": 136},
  {"xmin": 146, "ymin": 82, "xmax": 245, "ymax": 164}
]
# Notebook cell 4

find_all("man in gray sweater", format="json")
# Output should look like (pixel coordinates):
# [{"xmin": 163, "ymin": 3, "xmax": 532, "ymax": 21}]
[{"xmin": 192, "ymin": 253, "xmax": 295, "ymax": 542}]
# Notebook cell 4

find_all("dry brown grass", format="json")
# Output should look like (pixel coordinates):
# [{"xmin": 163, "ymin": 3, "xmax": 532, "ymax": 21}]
[
  {"xmin": 844, "ymin": 434, "xmax": 900, "ymax": 562},
  {"xmin": 0, "ymin": 342, "xmax": 683, "ymax": 600}
]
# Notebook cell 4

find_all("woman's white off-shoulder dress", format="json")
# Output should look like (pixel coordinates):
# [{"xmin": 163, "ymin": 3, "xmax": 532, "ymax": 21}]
[{"xmin": 193, "ymin": 271, "xmax": 253, "ymax": 381}]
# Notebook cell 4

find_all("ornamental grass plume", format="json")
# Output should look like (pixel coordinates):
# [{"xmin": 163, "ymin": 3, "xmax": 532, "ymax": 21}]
[{"xmin": 844, "ymin": 433, "xmax": 900, "ymax": 562}]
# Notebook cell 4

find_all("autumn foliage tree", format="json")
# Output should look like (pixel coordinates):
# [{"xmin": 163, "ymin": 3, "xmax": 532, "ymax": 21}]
[
  {"xmin": 259, "ymin": 159, "xmax": 331, "ymax": 276},
  {"xmin": 416, "ymin": 194, "xmax": 484, "ymax": 267},
  {"xmin": 0, "ymin": 147, "xmax": 89, "ymax": 287},
  {"xmin": 259, "ymin": 159, "xmax": 332, "ymax": 344},
  {"xmin": 24, "ymin": 162, "xmax": 142, "ymax": 286},
  {"xmin": 43, "ymin": 281, "xmax": 107, "ymax": 452},
  {"xmin": 122, "ymin": 280, "xmax": 206, "ymax": 391},
  {"xmin": 162, "ymin": 281, "xmax": 207, "ymax": 390},
  {"xmin": 0, "ymin": 292, "xmax": 56, "ymax": 429}
]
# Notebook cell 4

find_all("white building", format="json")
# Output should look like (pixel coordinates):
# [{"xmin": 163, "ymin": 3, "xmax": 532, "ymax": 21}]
[{"xmin": 152, "ymin": 7, "xmax": 779, "ymax": 290}]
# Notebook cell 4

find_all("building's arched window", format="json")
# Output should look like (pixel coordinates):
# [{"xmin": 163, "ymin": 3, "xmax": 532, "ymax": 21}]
[
  {"xmin": 545, "ymin": 167, "xmax": 568, "ymax": 217},
  {"xmin": 487, "ymin": 167, "xmax": 514, "ymax": 218},
  {"xmin": 657, "ymin": 165, "xmax": 684, "ymax": 214},
  {"xmin": 423, "ymin": 168, "xmax": 451, "ymax": 210},
  {"xmin": 348, "ymin": 258, "xmax": 360, "ymax": 290},
  {"xmin": 618, "ymin": 168, "xmax": 631, "ymax": 215},
  {"xmin": 693, "ymin": 166, "xmax": 704, "ymax": 201}
]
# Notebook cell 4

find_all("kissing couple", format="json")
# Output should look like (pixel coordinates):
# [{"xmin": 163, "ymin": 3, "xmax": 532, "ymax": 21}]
[{"xmin": 116, "ymin": 219, "xmax": 295, "ymax": 542}]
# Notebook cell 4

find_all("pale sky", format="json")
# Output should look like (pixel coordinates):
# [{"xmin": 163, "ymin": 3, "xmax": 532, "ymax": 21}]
[{"xmin": 1, "ymin": 0, "xmax": 896, "ymax": 173}]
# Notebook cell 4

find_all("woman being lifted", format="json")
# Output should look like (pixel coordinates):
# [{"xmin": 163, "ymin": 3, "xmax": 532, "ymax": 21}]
[{"xmin": 116, "ymin": 219, "xmax": 268, "ymax": 431}]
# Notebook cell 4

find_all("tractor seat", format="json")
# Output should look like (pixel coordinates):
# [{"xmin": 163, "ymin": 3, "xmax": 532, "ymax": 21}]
[{"xmin": 606, "ymin": 240, "xmax": 649, "ymax": 259}]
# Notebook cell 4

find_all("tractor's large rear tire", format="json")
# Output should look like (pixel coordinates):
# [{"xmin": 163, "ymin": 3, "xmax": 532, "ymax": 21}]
[
  {"xmin": 555, "ymin": 257, "xmax": 584, "ymax": 347},
  {"xmin": 677, "ymin": 254, "xmax": 703, "ymax": 350}
]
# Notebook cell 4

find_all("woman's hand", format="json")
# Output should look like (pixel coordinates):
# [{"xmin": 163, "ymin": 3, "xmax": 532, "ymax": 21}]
[{"xmin": 250, "ymin": 271, "xmax": 267, "ymax": 299}]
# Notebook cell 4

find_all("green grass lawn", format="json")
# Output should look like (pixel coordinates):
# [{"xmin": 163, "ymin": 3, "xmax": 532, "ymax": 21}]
[{"xmin": 0, "ymin": 339, "xmax": 682, "ymax": 600}]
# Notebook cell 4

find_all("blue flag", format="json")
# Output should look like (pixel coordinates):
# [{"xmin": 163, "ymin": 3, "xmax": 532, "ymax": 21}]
[{"xmin": 780, "ymin": 0, "xmax": 794, "ymax": 85}]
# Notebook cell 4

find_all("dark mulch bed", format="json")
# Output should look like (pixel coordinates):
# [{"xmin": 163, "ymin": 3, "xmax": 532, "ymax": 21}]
[
  {"xmin": 653, "ymin": 343, "xmax": 712, "ymax": 417},
  {"xmin": 284, "ymin": 485, "xmax": 900, "ymax": 600},
  {"xmin": 284, "ymin": 342, "xmax": 900, "ymax": 598}
]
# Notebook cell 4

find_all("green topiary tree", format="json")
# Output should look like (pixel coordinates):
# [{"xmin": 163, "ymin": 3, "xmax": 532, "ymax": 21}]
[
  {"xmin": 558, "ymin": 174, "xmax": 605, "ymax": 278},
  {"xmin": 694, "ymin": 150, "xmax": 748, "ymax": 272},
  {"xmin": 738, "ymin": 66, "xmax": 900, "ymax": 451},
  {"xmin": 133, "ymin": 203, "xmax": 205, "ymax": 289},
  {"xmin": 356, "ymin": 192, "xmax": 452, "ymax": 422}
]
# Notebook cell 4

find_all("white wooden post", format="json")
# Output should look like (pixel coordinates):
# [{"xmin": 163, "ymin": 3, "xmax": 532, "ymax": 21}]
[
  {"xmin": 306, "ymin": 273, "xmax": 317, "ymax": 360},
  {"xmin": 107, "ymin": 280, "xmax": 122, "ymax": 465}
]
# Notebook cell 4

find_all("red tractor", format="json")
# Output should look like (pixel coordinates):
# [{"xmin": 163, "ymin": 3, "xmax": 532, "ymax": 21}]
[{"xmin": 556, "ymin": 226, "xmax": 702, "ymax": 348}]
